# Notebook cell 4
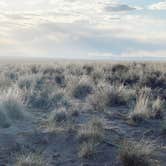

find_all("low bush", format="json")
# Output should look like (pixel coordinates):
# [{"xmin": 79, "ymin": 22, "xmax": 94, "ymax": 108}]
[
  {"xmin": 78, "ymin": 118, "xmax": 104, "ymax": 143},
  {"xmin": 129, "ymin": 90, "xmax": 151, "ymax": 123},
  {"xmin": 151, "ymin": 97, "xmax": 164, "ymax": 119},
  {"xmin": 67, "ymin": 76, "xmax": 93, "ymax": 100},
  {"xmin": 78, "ymin": 141, "xmax": 96, "ymax": 158},
  {"xmin": 89, "ymin": 83, "xmax": 135, "ymax": 111},
  {"xmin": 15, "ymin": 153, "xmax": 45, "ymax": 166},
  {"xmin": 0, "ymin": 107, "xmax": 11, "ymax": 128},
  {"xmin": 0, "ymin": 87, "xmax": 26, "ymax": 124},
  {"xmin": 119, "ymin": 140, "xmax": 154, "ymax": 166},
  {"xmin": 48, "ymin": 107, "xmax": 67, "ymax": 125}
]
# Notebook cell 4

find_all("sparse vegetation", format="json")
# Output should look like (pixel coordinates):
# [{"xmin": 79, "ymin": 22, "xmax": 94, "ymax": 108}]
[
  {"xmin": 48, "ymin": 107, "xmax": 67, "ymax": 125},
  {"xmin": 78, "ymin": 141, "xmax": 96, "ymax": 158},
  {"xmin": 15, "ymin": 153, "xmax": 45, "ymax": 166},
  {"xmin": 78, "ymin": 118, "xmax": 104, "ymax": 158},
  {"xmin": 78, "ymin": 118, "xmax": 104, "ymax": 143},
  {"xmin": 0, "ymin": 62, "xmax": 165, "ymax": 165},
  {"xmin": 0, "ymin": 107, "xmax": 11, "ymax": 128},
  {"xmin": 119, "ymin": 140, "xmax": 155, "ymax": 166},
  {"xmin": 129, "ymin": 92, "xmax": 150, "ymax": 123}
]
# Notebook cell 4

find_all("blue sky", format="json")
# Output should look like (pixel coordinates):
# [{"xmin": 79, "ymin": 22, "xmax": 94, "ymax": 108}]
[{"xmin": 0, "ymin": 0, "xmax": 166, "ymax": 60}]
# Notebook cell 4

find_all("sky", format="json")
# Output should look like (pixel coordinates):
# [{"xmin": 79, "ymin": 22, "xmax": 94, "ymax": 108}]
[{"xmin": 0, "ymin": 0, "xmax": 166, "ymax": 60}]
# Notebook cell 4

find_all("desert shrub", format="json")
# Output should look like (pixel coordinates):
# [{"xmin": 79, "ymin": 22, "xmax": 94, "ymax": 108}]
[
  {"xmin": 89, "ymin": 83, "xmax": 135, "ymax": 111},
  {"xmin": 18, "ymin": 73, "xmax": 42, "ymax": 90},
  {"xmin": 54, "ymin": 74, "xmax": 65, "ymax": 87},
  {"xmin": 19, "ymin": 79, "xmax": 32, "ymax": 89},
  {"xmin": 91, "ymin": 67, "xmax": 105, "ymax": 84},
  {"xmin": 30, "ymin": 65, "xmax": 41, "ymax": 74},
  {"xmin": 66, "ymin": 64, "xmax": 84, "ymax": 76},
  {"xmin": 112, "ymin": 64, "xmax": 129, "ymax": 73},
  {"xmin": 2, "ymin": 98, "xmax": 25, "ymax": 120},
  {"xmin": 27, "ymin": 87, "xmax": 69, "ymax": 109},
  {"xmin": 15, "ymin": 153, "xmax": 45, "ymax": 166},
  {"xmin": 78, "ymin": 141, "xmax": 96, "ymax": 158},
  {"xmin": 0, "ymin": 73, "xmax": 12, "ymax": 89},
  {"xmin": 7, "ymin": 72, "xmax": 18, "ymax": 81},
  {"xmin": 151, "ymin": 97, "xmax": 164, "ymax": 119},
  {"xmin": 48, "ymin": 107, "xmax": 67, "ymax": 125},
  {"xmin": 83, "ymin": 65, "xmax": 94, "ymax": 75},
  {"xmin": 105, "ymin": 85, "xmax": 135, "ymax": 107},
  {"xmin": 140, "ymin": 70, "xmax": 166, "ymax": 88},
  {"xmin": 129, "ymin": 87, "xmax": 164, "ymax": 123},
  {"xmin": 107, "ymin": 70, "xmax": 140, "ymax": 85},
  {"xmin": 78, "ymin": 118, "xmax": 104, "ymax": 143},
  {"xmin": 0, "ymin": 87, "xmax": 26, "ymax": 121},
  {"xmin": 78, "ymin": 118, "xmax": 104, "ymax": 159},
  {"xmin": 0, "ymin": 107, "xmax": 11, "ymax": 128},
  {"xmin": 43, "ymin": 67, "xmax": 56, "ymax": 76},
  {"xmin": 67, "ymin": 76, "xmax": 93, "ymax": 99},
  {"xmin": 129, "ymin": 89, "xmax": 151, "ymax": 123},
  {"xmin": 68, "ymin": 102, "xmax": 80, "ymax": 117},
  {"xmin": 119, "ymin": 140, "xmax": 154, "ymax": 166},
  {"xmin": 88, "ymin": 92, "xmax": 106, "ymax": 112},
  {"xmin": 47, "ymin": 107, "xmax": 71, "ymax": 132},
  {"xmin": 73, "ymin": 83, "xmax": 93, "ymax": 99}
]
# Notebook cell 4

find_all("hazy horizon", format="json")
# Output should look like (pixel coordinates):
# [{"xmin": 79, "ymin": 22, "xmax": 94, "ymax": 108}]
[{"xmin": 0, "ymin": 0, "xmax": 166, "ymax": 60}]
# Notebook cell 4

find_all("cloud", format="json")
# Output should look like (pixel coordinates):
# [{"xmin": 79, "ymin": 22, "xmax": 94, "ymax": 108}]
[
  {"xmin": 0, "ymin": 1, "xmax": 7, "ymax": 8},
  {"xmin": 0, "ymin": 0, "xmax": 165, "ymax": 60},
  {"xmin": 149, "ymin": 1, "xmax": 166, "ymax": 10},
  {"xmin": 105, "ymin": 4, "xmax": 137, "ymax": 12}
]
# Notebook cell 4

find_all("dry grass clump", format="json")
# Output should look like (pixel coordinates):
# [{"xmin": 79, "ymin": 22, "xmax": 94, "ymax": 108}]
[
  {"xmin": 129, "ymin": 91, "xmax": 150, "ymax": 123},
  {"xmin": 106, "ymin": 84, "xmax": 135, "ymax": 107},
  {"xmin": 91, "ymin": 66, "xmax": 105, "ymax": 84},
  {"xmin": 78, "ymin": 118, "xmax": 104, "ymax": 143},
  {"xmin": 67, "ymin": 76, "xmax": 93, "ymax": 100},
  {"xmin": 0, "ymin": 87, "xmax": 26, "ymax": 128},
  {"xmin": 78, "ymin": 118, "xmax": 104, "ymax": 158},
  {"xmin": 15, "ymin": 153, "xmax": 45, "ymax": 166},
  {"xmin": 83, "ymin": 64, "xmax": 94, "ymax": 75},
  {"xmin": 27, "ymin": 87, "xmax": 69, "ymax": 109},
  {"xmin": 89, "ymin": 83, "xmax": 135, "ymax": 111},
  {"xmin": 0, "ymin": 107, "xmax": 11, "ymax": 128},
  {"xmin": 140, "ymin": 70, "xmax": 166, "ymax": 89},
  {"xmin": 48, "ymin": 107, "xmax": 67, "ymax": 125},
  {"xmin": 78, "ymin": 141, "xmax": 96, "ymax": 158},
  {"xmin": 129, "ymin": 87, "xmax": 164, "ymax": 123},
  {"xmin": 73, "ymin": 83, "xmax": 93, "ymax": 99},
  {"xmin": 151, "ymin": 97, "xmax": 164, "ymax": 119},
  {"xmin": 0, "ymin": 73, "xmax": 12, "ymax": 89},
  {"xmin": 18, "ymin": 73, "xmax": 42, "ymax": 90},
  {"xmin": 2, "ymin": 98, "xmax": 25, "ymax": 120},
  {"xmin": 112, "ymin": 64, "xmax": 129, "ymax": 73},
  {"xmin": 54, "ymin": 74, "xmax": 65, "ymax": 87},
  {"xmin": 119, "ymin": 140, "xmax": 155, "ymax": 166},
  {"xmin": 47, "ymin": 107, "xmax": 71, "ymax": 132}
]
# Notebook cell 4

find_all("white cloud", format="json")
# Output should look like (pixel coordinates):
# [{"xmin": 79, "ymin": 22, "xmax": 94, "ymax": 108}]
[
  {"xmin": 105, "ymin": 4, "xmax": 136, "ymax": 12},
  {"xmin": 0, "ymin": 1, "xmax": 7, "ymax": 8},
  {"xmin": 0, "ymin": 0, "xmax": 165, "ymax": 59},
  {"xmin": 149, "ymin": 1, "xmax": 166, "ymax": 10}
]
